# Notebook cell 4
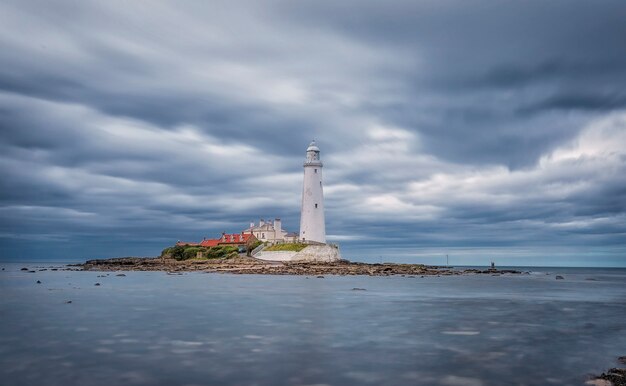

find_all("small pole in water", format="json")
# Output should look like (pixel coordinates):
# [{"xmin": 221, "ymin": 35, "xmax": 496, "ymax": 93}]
[{"xmin": 446, "ymin": 254, "xmax": 449, "ymax": 266}]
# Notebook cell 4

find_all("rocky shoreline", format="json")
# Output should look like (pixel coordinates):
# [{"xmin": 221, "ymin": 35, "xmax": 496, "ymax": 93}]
[{"xmin": 78, "ymin": 256, "xmax": 523, "ymax": 276}]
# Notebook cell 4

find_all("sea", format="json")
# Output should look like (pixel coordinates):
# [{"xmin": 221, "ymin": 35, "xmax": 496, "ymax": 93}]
[{"xmin": 1, "ymin": 263, "xmax": 625, "ymax": 386}]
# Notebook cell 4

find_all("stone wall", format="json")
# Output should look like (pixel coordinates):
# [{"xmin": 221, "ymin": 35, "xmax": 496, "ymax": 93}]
[
  {"xmin": 254, "ymin": 250, "xmax": 300, "ymax": 262},
  {"xmin": 292, "ymin": 244, "xmax": 341, "ymax": 262},
  {"xmin": 254, "ymin": 244, "xmax": 342, "ymax": 262}
]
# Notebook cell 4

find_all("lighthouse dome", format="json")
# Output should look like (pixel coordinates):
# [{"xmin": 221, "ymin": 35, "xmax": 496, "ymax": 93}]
[{"xmin": 307, "ymin": 140, "xmax": 320, "ymax": 152}]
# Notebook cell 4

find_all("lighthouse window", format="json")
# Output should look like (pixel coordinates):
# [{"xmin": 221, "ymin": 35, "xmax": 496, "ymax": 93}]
[{"xmin": 315, "ymin": 203, "xmax": 318, "ymax": 208}]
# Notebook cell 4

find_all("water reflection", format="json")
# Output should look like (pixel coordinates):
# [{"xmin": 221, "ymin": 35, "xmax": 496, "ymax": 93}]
[{"xmin": 1, "ymin": 265, "xmax": 625, "ymax": 385}]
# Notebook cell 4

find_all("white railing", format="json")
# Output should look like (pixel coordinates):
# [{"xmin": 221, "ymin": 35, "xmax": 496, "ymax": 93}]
[{"xmin": 250, "ymin": 244, "xmax": 265, "ymax": 257}]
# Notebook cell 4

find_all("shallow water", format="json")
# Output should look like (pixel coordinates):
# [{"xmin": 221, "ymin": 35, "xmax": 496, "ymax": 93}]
[{"xmin": 1, "ymin": 264, "xmax": 625, "ymax": 386}]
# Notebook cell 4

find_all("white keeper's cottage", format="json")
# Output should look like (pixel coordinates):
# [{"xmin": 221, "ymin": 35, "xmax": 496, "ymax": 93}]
[{"xmin": 242, "ymin": 218, "xmax": 298, "ymax": 243}]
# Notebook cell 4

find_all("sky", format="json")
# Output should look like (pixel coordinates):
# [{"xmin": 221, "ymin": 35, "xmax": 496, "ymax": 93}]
[{"xmin": 1, "ymin": 0, "xmax": 625, "ymax": 266}]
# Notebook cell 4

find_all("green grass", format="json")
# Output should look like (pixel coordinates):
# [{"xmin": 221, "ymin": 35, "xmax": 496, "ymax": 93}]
[
  {"xmin": 161, "ymin": 245, "xmax": 239, "ymax": 261},
  {"xmin": 264, "ymin": 243, "xmax": 308, "ymax": 252}
]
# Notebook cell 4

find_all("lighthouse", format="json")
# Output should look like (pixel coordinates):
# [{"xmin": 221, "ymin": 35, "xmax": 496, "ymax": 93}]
[{"xmin": 299, "ymin": 140, "xmax": 326, "ymax": 244}]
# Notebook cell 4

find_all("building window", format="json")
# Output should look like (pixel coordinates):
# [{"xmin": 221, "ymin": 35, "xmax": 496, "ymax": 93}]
[
  {"xmin": 315, "ymin": 203, "xmax": 318, "ymax": 208},
  {"xmin": 314, "ymin": 169, "xmax": 317, "ymax": 173},
  {"xmin": 320, "ymin": 181, "xmax": 322, "ymax": 187},
  {"xmin": 262, "ymin": 233, "xmax": 265, "ymax": 239}
]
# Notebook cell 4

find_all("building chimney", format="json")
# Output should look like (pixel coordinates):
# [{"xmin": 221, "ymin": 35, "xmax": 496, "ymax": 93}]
[
  {"xmin": 260, "ymin": 219, "xmax": 265, "ymax": 226},
  {"xmin": 274, "ymin": 218, "xmax": 282, "ymax": 235}
]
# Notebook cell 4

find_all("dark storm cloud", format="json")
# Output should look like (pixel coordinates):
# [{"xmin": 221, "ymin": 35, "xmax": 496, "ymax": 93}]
[
  {"xmin": 0, "ymin": 68, "xmax": 316, "ymax": 159},
  {"xmin": 0, "ymin": 0, "xmax": 625, "ymax": 265},
  {"xmin": 276, "ymin": 0, "xmax": 626, "ymax": 166},
  {"xmin": 521, "ymin": 93, "xmax": 626, "ymax": 114}
]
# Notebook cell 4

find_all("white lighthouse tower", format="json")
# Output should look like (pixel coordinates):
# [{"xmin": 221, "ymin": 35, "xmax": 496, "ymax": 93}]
[{"xmin": 299, "ymin": 140, "xmax": 326, "ymax": 244}]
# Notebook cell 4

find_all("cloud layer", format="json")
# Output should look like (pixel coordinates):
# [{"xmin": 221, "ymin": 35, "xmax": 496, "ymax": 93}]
[{"xmin": 1, "ymin": 0, "xmax": 625, "ymax": 265}]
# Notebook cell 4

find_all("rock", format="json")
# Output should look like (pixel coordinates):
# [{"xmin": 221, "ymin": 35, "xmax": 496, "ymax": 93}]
[
  {"xmin": 352, "ymin": 288, "xmax": 366, "ymax": 291},
  {"xmin": 618, "ymin": 356, "xmax": 626, "ymax": 365},
  {"xmin": 21, "ymin": 267, "xmax": 28, "ymax": 271},
  {"xmin": 51, "ymin": 268, "xmax": 58, "ymax": 271},
  {"xmin": 116, "ymin": 273, "xmax": 126, "ymax": 276},
  {"xmin": 592, "ymin": 368, "xmax": 626, "ymax": 386},
  {"xmin": 36, "ymin": 280, "xmax": 41, "ymax": 284},
  {"xmin": 28, "ymin": 270, "xmax": 36, "ymax": 273},
  {"xmin": 556, "ymin": 275, "xmax": 564, "ymax": 280},
  {"xmin": 65, "ymin": 300, "xmax": 72, "ymax": 304},
  {"xmin": 316, "ymin": 275, "xmax": 324, "ymax": 278},
  {"xmin": 94, "ymin": 283, "xmax": 101, "ymax": 286}
]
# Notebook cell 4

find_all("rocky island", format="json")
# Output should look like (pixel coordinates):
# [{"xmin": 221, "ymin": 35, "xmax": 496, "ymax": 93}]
[
  {"xmin": 79, "ymin": 255, "xmax": 522, "ymax": 276},
  {"xmin": 77, "ymin": 141, "xmax": 524, "ymax": 277}
]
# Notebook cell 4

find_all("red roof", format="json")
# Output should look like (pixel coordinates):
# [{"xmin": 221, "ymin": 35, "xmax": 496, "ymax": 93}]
[
  {"xmin": 218, "ymin": 233, "xmax": 254, "ymax": 245},
  {"xmin": 177, "ymin": 233, "xmax": 255, "ymax": 248},
  {"xmin": 200, "ymin": 238, "xmax": 220, "ymax": 247}
]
